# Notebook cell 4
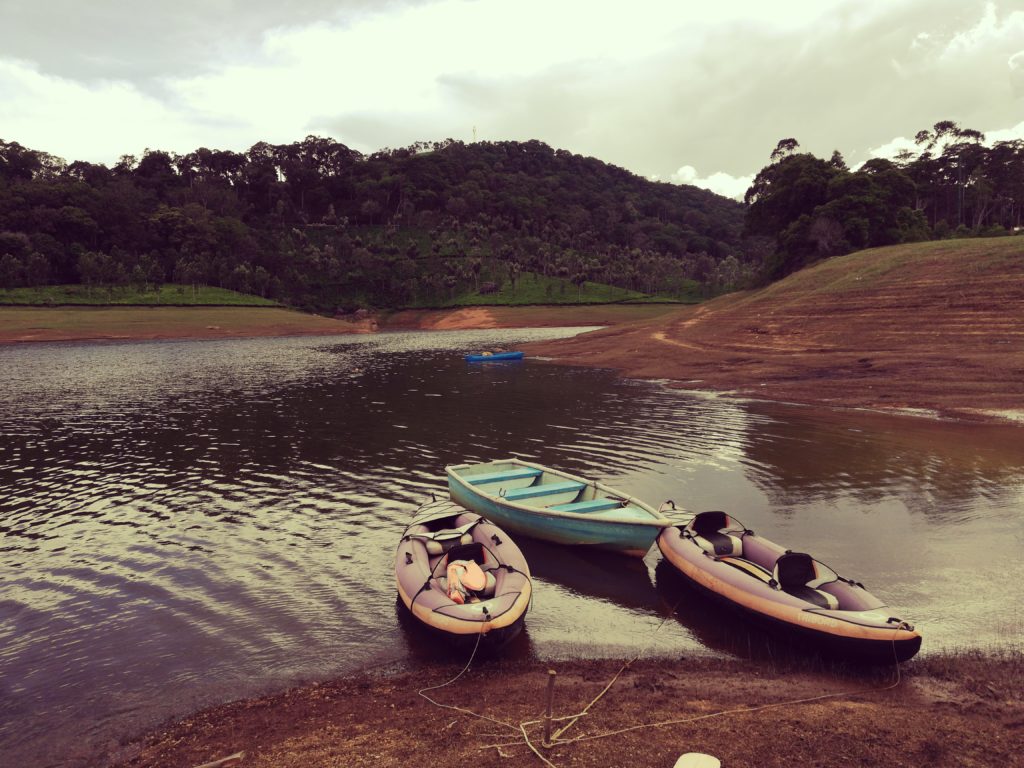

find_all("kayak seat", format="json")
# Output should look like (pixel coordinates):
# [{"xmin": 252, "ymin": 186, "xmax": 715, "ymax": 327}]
[
  {"xmin": 772, "ymin": 552, "xmax": 840, "ymax": 610},
  {"xmin": 424, "ymin": 531, "xmax": 473, "ymax": 556},
  {"xmin": 467, "ymin": 467, "xmax": 543, "ymax": 485},
  {"xmin": 688, "ymin": 510, "xmax": 743, "ymax": 557},
  {"xmin": 504, "ymin": 481, "xmax": 585, "ymax": 501},
  {"xmin": 549, "ymin": 498, "xmax": 623, "ymax": 514},
  {"xmin": 693, "ymin": 531, "xmax": 742, "ymax": 557},
  {"xmin": 444, "ymin": 541, "xmax": 487, "ymax": 566}
]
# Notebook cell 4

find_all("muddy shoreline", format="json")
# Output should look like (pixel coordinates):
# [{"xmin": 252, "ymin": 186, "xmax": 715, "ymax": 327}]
[
  {"xmin": 0, "ymin": 304, "xmax": 669, "ymax": 345},
  {"xmin": 5, "ymin": 297, "xmax": 1020, "ymax": 426},
  {"xmin": 113, "ymin": 652, "xmax": 1022, "ymax": 768}
]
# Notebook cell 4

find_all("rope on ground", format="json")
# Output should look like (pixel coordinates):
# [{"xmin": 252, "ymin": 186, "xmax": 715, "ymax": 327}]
[
  {"xmin": 544, "ymin": 626, "xmax": 906, "ymax": 748},
  {"xmin": 550, "ymin": 602, "xmax": 682, "ymax": 742},
  {"xmin": 420, "ymin": 603, "xmax": 908, "ymax": 767},
  {"xmin": 479, "ymin": 621, "xmax": 907, "ymax": 765},
  {"xmin": 416, "ymin": 631, "xmax": 520, "ymax": 733}
]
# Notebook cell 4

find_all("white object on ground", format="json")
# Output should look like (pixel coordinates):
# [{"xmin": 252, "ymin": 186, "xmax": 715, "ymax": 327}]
[{"xmin": 674, "ymin": 754, "xmax": 721, "ymax": 768}]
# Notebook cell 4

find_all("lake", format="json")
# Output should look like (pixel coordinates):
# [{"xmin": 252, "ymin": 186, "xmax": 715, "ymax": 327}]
[{"xmin": 1, "ymin": 329, "xmax": 1022, "ymax": 767}]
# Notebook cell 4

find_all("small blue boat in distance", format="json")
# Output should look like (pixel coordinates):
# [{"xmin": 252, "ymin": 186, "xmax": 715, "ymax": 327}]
[
  {"xmin": 447, "ymin": 458, "xmax": 675, "ymax": 557},
  {"xmin": 465, "ymin": 351, "xmax": 524, "ymax": 362}
]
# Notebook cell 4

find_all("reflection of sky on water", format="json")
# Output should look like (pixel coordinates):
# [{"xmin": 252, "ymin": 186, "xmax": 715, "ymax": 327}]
[{"xmin": 1, "ymin": 330, "xmax": 1022, "ymax": 766}]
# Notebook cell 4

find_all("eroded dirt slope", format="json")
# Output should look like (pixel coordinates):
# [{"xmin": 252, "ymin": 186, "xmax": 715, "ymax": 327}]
[{"xmin": 526, "ymin": 238, "xmax": 1024, "ymax": 420}]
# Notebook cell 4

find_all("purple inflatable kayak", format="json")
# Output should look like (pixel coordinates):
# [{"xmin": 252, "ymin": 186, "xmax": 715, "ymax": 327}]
[
  {"xmin": 657, "ymin": 511, "xmax": 922, "ymax": 663},
  {"xmin": 395, "ymin": 499, "xmax": 532, "ymax": 646}
]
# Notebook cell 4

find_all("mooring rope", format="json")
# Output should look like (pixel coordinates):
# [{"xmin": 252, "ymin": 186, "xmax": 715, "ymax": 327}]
[
  {"xmin": 416, "ymin": 631, "xmax": 520, "ymax": 732},
  {"xmin": 479, "ymin": 623, "xmax": 907, "ymax": 765},
  {"xmin": 540, "ymin": 627, "xmax": 905, "ymax": 748},
  {"xmin": 417, "ymin": 603, "xmax": 908, "ymax": 767},
  {"xmin": 548, "ymin": 600, "xmax": 683, "ymax": 742}
]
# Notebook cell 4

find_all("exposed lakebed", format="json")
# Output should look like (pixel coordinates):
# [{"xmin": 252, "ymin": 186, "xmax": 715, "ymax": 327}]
[{"xmin": 1, "ymin": 329, "xmax": 1021, "ymax": 767}]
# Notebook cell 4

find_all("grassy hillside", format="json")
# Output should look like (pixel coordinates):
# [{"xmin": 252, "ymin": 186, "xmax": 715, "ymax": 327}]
[
  {"xmin": 422, "ymin": 272, "xmax": 651, "ymax": 307},
  {"xmin": 739, "ymin": 236, "xmax": 1024, "ymax": 309},
  {"xmin": 0, "ymin": 285, "xmax": 279, "ymax": 306},
  {"xmin": 525, "ymin": 236, "xmax": 1024, "ymax": 418},
  {"xmin": 0, "ymin": 274, "xmax": 694, "ymax": 311}
]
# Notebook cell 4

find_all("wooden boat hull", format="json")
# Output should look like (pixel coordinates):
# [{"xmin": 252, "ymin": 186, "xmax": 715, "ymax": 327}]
[
  {"xmin": 657, "ymin": 520, "xmax": 922, "ymax": 664},
  {"xmin": 395, "ymin": 500, "xmax": 532, "ymax": 647},
  {"xmin": 447, "ymin": 459, "xmax": 671, "ymax": 557}
]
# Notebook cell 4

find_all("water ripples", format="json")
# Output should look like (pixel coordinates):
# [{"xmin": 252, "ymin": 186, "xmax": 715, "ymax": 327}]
[{"xmin": 1, "ymin": 330, "xmax": 1023, "ymax": 767}]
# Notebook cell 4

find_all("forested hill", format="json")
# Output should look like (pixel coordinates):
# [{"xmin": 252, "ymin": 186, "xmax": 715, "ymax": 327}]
[{"xmin": 0, "ymin": 137, "xmax": 751, "ymax": 311}]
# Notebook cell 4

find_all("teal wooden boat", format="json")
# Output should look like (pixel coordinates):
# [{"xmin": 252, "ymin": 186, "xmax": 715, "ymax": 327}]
[{"xmin": 446, "ymin": 458, "xmax": 673, "ymax": 557}]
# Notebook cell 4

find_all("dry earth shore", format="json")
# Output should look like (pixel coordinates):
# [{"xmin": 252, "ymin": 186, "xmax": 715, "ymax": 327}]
[
  {"xmin": 7, "ymin": 240, "xmax": 1020, "ymax": 423},
  {"xmin": 0, "ymin": 304, "xmax": 672, "ymax": 345},
  {"xmin": 524, "ymin": 239, "xmax": 1024, "ymax": 423},
  {"xmin": 0, "ymin": 306, "xmax": 377, "ymax": 343},
  {"xmin": 115, "ymin": 653, "xmax": 1022, "ymax": 768}
]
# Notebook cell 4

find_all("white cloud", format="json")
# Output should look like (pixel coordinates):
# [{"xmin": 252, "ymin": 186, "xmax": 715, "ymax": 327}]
[
  {"xmin": 1010, "ymin": 50, "xmax": 1024, "ymax": 95},
  {"xmin": 0, "ymin": 0, "xmax": 888, "ymax": 163},
  {"xmin": 986, "ymin": 120, "xmax": 1024, "ymax": 144},
  {"xmin": 171, "ymin": 0, "xmax": 857, "ymax": 152},
  {"xmin": 1, "ymin": 0, "xmax": 1022, "ymax": 194},
  {"xmin": 671, "ymin": 165, "xmax": 754, "ymax": 200},
  {"xmin": 860, "ymin": 118, "xmax": 1024, "ymax": 167},
  {"xmin": 866, "ymin": 135, "xmax": 920, "ymax": 161},
  {"xmin": 0, "ymin": 59, "xmax": 242, "ymax": 162},
  {"xmin": 938, "ymin": 2, "xmax": 1024, "ymax": 61}
]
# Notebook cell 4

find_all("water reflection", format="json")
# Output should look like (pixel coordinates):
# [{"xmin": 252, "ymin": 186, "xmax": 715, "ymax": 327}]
[
  {"xmin": 1, "ymin": 330, "xmax": 1022, "ymax": 767},
  {"xmin": 739, "ymin": 404, "xmax": 1024, "ymax": 515},
  {"xmin": 393, "ymin": 597, "xmax": 535, "ymax": 665},
  {"xmin": 516, "ymin": 537, "xmax": 660, "ymax": 612}
]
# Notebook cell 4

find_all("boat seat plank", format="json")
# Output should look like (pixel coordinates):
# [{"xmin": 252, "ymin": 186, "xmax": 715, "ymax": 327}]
[
  {"xmin": 549, "ymin": 498, "xmax": 623, "ymax": 514},
  {"xmin": 466, "ymin": 468, "xmax": 543, "ymax": 485},
  {"xmin": 504, "ymin": 481, "xmax": 584, "ymax": 501}
]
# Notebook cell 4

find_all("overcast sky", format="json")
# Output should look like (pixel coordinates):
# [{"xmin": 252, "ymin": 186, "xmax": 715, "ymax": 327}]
[{"xmin": 2, "ymin": 0, "xmax": 1022, "ymax": 198}]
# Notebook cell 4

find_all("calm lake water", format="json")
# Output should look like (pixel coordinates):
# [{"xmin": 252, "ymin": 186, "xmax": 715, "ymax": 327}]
[{"xmin": 1, "ymin": 330, "xmax": 1022, "ymax": 767}]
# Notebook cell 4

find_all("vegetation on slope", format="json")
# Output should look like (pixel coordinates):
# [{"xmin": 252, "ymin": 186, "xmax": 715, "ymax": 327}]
[
  {"xmin": 0, "ymin": 284, "xmax": 278, "ymax": 306},
  {"xmin": 0, "ymin": 137, "xmax": 753, "ymax": 312},
  {"xmin": 747, "ymin": 122, "xmax": 1024, "ymax": 281}
]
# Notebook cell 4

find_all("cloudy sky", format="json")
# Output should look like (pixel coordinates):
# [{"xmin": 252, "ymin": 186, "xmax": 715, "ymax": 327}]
[{"xmin": 2, "ymin": 0, "xmax": 1022, "ymax": 198}]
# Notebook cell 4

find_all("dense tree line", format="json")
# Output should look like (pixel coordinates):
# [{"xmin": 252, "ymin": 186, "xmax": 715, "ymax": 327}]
[
  {"xmin": 0, "ymin": 137, "xmax": 752, "ymax": 309},
  {"xmin": 746, "ymin": 121, "xmax": 1024, "ymax": 280}
]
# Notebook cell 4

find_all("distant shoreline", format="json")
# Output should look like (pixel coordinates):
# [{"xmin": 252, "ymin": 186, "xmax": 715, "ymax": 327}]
[
  {"xmin": 0, "ymin": 304, "xmax": 673, "ymax": 345},
  {"xmin": 0, "ymin": 306, "xmax": 374, "ymax": 345},
  {"xmin": 4, "ymin": 277, "xmax": 1022, "ymax": 426}
]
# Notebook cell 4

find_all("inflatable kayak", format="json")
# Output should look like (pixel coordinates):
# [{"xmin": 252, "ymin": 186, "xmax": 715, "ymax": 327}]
[
  {"xmin": 657, "ymin": 511, "xmax": 922, "ymax": 663},
  {"xmin": 395, "ymin": 499, "xmax": 532, "ymax": 647},
  {"xmin": 465, "ymin": 351, "xmax": 524, "ymax": 362}
]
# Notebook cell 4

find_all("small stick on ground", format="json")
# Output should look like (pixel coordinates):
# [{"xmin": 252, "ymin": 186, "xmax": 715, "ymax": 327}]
[
  {"xmin": 543, "ymin": 669, "xmax": 557, "ymax": 748},
  {"xmin": 192, "ymin": 752, "xmax": 245, "ymax": 768}
]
